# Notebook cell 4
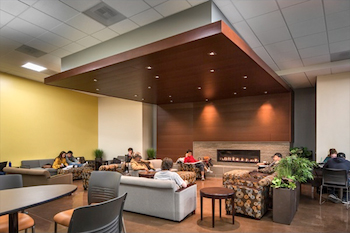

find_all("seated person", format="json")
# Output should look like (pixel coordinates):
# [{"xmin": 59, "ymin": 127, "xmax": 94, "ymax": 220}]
[
  {"xmin": 130, "ymin": 152, "xmax": 154, "ymax": 171},
  {"xmin": 184, "ymin": 149, "xmax": 212, "ymax": 181},
  {"xmin": 154, "ymin": 158, "xmax": 187, "ymax": 189},
  {"xmin": 324, "ymin": 152, "xmax": 350, "ymax": 203},
  {"xmin": 254, "ymin": 152, "xmax": 282, "ymax": 174},
  {"xmin": 126, "ymin": 147, "xmax": 134, "ymax": 163},
  {"xmin": 66, "ymin": 151, "xmax": 85, "ymax": 167},
  {"xmin": 52, "ymin": 151, "xmax": 69, "ymax": 169},
  {"xmin": 323, "ymin": 148, "xmax": 338, "ymax": 163}
]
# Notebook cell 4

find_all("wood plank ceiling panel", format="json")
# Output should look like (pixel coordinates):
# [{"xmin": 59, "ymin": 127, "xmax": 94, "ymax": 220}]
[{"xmin": 45, "ymin": 21, "xmax": 291, "ymax": 104}]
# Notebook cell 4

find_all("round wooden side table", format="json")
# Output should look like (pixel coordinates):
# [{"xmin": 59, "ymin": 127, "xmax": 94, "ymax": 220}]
[{"xmin": 200, "ymin": 187, "xmax": 235, "ymax": 228}]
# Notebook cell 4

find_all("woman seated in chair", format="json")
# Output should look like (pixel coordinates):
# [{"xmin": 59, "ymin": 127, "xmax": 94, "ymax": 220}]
[
  {"xmin": 130, "ymin": 152, "xmax": 155, "ymax": 171},
  {"xmin": 184, "ymin": 150, "xmax": 212, "ymax": 181},
  {"xmin": 154, "ymin": 158, "xmax": 187, "ymax": 189}
]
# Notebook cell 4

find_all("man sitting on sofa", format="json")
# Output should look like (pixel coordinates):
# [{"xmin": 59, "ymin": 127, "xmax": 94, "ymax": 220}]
[
  {"xmin": 154, "ymin": 158, "xmax": 188, "ymax": 189},
  {"xmin": 130, "ymin": 152, "xmax": 155, "ymax": 171}
]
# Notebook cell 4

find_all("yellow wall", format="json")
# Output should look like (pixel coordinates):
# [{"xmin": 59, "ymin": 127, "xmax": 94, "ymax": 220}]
[{"xmin": 0, "ymin": 73, "xmax": 98, "ymax": 166}]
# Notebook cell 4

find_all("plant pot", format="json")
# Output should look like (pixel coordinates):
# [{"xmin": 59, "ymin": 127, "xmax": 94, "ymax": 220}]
[
  {"xmin": 95, "ymin": 158, "xmax": 103, "ymax": 171},
  {"xmin": 273, "ymin": 187, "xmax": 297, "ymax": 225},
  {"xmin": 296, "ymin": 182, "xmax": 300, "ymax": 210}
]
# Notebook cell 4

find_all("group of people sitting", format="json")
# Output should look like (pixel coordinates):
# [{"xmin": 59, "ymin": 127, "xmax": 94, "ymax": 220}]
[{"xmin": 52, "ymin": 151, "xmax": 87, "ymax": 169}]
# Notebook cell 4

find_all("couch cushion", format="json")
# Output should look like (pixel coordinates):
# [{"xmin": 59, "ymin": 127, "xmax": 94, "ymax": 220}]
[
  {"xmin": 38, "ymin": 159, "xmax": 55, "ymax": 167},
  {"xmin": 121, "ymin": 176, "xmax": 177, "ymax": 191},
  {"xmin": 21, "ymin": 160, "xmax": 40, "ymax": 168}
]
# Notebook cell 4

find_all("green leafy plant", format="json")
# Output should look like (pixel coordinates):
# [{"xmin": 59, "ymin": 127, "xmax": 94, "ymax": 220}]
[
  {"xmin": 94, "ymin": 149, "xmax": 103, "ymax": 159},
  {"xmin": 290, "ymin": 147, "xmax": 312, "ymax": 159},
  {"xmin": 272, "ymin": 155, "xmax": 316, "ymax": 189},
  {"xmin": 146, "ymin": 148, "xmax": 156, "ymax": 160}
]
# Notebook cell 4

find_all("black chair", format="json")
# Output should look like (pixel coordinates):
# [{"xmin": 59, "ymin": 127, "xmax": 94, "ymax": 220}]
[
  {"xmin": 319, "ymin": 168, "xmax": 349, "ymax": 209},
  {"xmin": 68, "ymin": 193, "xmax": 127, "ymax": 233},
  {"xmin": 54, "ymin": 171, "xmax": 123, "ymax": 232},
  {"xmin": 0, "ymin": 175, "xmax": 35, "ymax": 233},
  {"xmin": 310, "ymin": 167, "xmax": 323, "ymax": 199}
]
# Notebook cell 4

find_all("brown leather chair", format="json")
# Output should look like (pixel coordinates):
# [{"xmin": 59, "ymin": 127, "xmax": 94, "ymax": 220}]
[{"xmin": 0, "ymin": 175, "xmax": 35, "ymax": 233}]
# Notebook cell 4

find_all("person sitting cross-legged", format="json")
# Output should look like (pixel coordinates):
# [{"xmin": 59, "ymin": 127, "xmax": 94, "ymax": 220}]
[{"xmin": 154, "ymin": 158, "xmax": 188, "ymax": 189}]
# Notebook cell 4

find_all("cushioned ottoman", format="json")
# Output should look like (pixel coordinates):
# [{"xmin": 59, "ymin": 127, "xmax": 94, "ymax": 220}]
[{"xmin": 58, "ymin": 167, "xmax": 93, "ymax": 180}]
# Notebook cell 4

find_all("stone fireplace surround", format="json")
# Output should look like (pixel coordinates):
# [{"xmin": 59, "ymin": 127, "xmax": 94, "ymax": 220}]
[{"xmin": 193, "ymin": 141, "xmax": 290, "ymax": 177}]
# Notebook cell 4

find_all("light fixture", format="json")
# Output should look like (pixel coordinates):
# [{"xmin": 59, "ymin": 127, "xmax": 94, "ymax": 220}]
[
  {"xmin": 169, "ymin": 95, "xmax": 172, "ymax": 98},
  {"xmin": 243, "ymin": 75, "xmax": 248, "ymax": 79},
  {"xmin": 198, "ymin": 86, "xmax": 202, "ymax": 90},
  {"xmin": 210, "ymin": 69, "xmax": 215, "ymax": 73},
  {"xmin": 243, "ymin": 86, "xmax": 247, "ymax": 90},
  {"xmin": 208, "ymin": 51, "xmax": 216, "ymax": 56},
  {"xmin": 146, "ymin": 66, "xmax": 152, "ymax": 70},
  {"xmin": 93, "ymin": 79, "xmax": 97, "ymax": 82},
  {"xmin": 142, "ymin": 98, "xmax": 144, "ymax": 101},
  {"xmin": 134, "ymin": 94, "xmax": 138, "ymax": 97},
  {"xmin": 96, "ymin": 88, "xmax": 99, "ymax": 91},
  {"xmin": 170, "ymin": 100, "xmax": 173, "ymax": 103},
  {"xmin": 155, "ymin": 75, "xmax": 159, "ymax": 79},
  {"xmin": 205, "ymin": 99, "xmax": 209, "ymax": 102},
  {"xmin": 21, "ymin": 62, "xmax": 47, "ymax": 72},
  {"xmin": 264, "ymin": 91, "xmax": 268, "ymax": 94},
  {"xmin": 148, "ymin": 86, "xmax": 151, "ymax": 89},
  {"xmin": 234, "ymin": 92, "xmax": 237, "ymax": 95}
]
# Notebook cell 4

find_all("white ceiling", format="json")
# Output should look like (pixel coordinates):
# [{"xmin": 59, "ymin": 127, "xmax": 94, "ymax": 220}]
[{"xmin": 0, "ymin": 0, "xmax": 349, "ymax": 89}]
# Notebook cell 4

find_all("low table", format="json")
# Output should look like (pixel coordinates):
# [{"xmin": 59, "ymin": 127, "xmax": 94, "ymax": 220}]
[
  {"xmin": 139, "ymin": 171, "xmax": 157, "ymax": 178},
  {"xmin": 200, "ymin": 187, "xmax": 235, "ymax": 228}
]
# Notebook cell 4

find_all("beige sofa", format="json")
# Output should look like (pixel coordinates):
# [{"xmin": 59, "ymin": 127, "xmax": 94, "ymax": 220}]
[
  {"xmin": 119, "ymin": 176, "xmax": 197, "ymax": 222},
  {"xmin": 3, "ymin": 167, "xmax": 72, "ymax": 187}
]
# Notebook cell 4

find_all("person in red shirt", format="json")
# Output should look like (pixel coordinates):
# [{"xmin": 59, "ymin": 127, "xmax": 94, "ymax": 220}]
[{"xmin": 184, "ymin": 149, "xmax": 212, "ymax": 181}]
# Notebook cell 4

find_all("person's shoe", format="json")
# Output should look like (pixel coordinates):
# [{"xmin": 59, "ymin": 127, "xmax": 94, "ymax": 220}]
[
  {"xmin": 328, "ymin": 194, "xmax": 342, "ymax": 203},
  {"xmin": 201, "ymin": 177, "xmax": 205, "ymax": 181}
]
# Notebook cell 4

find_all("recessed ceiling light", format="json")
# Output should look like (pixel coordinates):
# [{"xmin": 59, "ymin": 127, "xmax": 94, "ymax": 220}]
[
  {"xmin": 206, "ymin": 99, "xmax": 209, "ymax": 102},
  {"xmin": 234, "ymin": 92, "xmax": 237, "ymax": 95},
  {"xmin": 208, "ymin": 51, "xmax": 216, "ymax": 56},
  {"xmin": 93, "ymin": 79, "xmax": 97, "ymax": 82},
  {"xmin": 210, "ymin": 69, "xmax": 215, "ymax": 73},
  {"xmin": 146, "ymin": 66, "xmax": 152, "ymax": 70},
  {"xmin": 243, "ymin": 75, "xmax": 248, "ymax": 79},
  {"xmin": 148, "ymin": 86, "xmax": 151, "ymax": 89},
  {"xmin": 243, "ymin": 86, "xmax": 247, "ymax": 90},
  {"xmin": 170, "ymin": 100, "xmax": 173, "ymax": 103},
  {"xmin": 142, "ymin": 98, "xmax": 144, "ymax": 101},
  {"xmin": 155, "ymin": 75, "xmax": 159, "ymax": 79},
  {"xmin": 96, "ymin": 88, "xmax": 99, "ymax": 91},
  {"xmin": 169, "ymin": 95, "xmax": 172, "ymax": 98},
  {"xmin": 264, "ymin": 91, "xmax": 268, "ymax": 94},
  {"xmin": 134, "ymin": 94, "xmax": 138, "ymax": 97},
  {"xmin": 198, "ymin": 86, "xmax": 202, "ymax": 90},
  {"xmin": 21, "ymin": 62, "xmax": 46, "ymax": 72}
]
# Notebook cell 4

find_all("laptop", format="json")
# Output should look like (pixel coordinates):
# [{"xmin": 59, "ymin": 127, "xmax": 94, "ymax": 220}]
[{"xmin": 0, "ymin": 161, "xmax": 8, "ymax": 172}]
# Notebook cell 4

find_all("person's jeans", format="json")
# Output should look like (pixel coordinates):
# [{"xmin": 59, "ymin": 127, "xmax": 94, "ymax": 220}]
[{"xmin": 69, "ymin": 163, "xmax": 82, "ymax": 167}]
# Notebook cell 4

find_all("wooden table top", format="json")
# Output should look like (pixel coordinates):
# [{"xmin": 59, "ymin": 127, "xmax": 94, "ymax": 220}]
[
  {"xmin": 200, "ymin": 187, "xmax": 235, "ymax": 198},
  {"xmin": 0, "ymin": 184, "xmax": 77, "ymax": 215}
]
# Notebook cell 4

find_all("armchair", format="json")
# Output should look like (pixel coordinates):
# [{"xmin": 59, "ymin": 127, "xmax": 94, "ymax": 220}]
[
  {"xmin": 223, "ymin": 170, "xmax": 275, "ymax": 219},
  {"xmin": 177, "ymin": 161, "xmax": 203, "ymax": 179}
]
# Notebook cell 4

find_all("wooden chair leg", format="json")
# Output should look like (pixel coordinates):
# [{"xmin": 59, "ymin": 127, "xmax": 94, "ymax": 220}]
[{"xmin": 54, "ymin": 222, "xmax": 58, "ymax": 233}]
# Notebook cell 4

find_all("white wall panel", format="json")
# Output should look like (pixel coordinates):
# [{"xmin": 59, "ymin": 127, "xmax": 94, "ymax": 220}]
[{"xmin": 316, "ymin": 72, "xmax": 350, "ymax": 162}]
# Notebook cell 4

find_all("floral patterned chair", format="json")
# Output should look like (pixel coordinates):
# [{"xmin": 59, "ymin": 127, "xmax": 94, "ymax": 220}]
[
  {"xmin": 223, "ymin": 170, "xmax": 275, "ymax": 219},
  {"xmin": 82, "ymin": 164, "xmax": 124, "ymax": 190},
  {"xmin": 177, "ymin": 161, "xmax": 204, "ymax": 179},
  {"xmin": 58, "ymin": 166, "xmax": 93, "ymax": 180}
]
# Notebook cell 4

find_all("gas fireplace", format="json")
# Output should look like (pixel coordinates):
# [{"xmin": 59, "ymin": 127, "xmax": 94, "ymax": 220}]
[{"xmin": 217, "ymin": 149, "xmax": 260, "ymax": 163}]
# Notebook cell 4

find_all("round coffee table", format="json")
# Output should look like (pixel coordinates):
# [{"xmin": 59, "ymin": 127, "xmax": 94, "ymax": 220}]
[
  {"xmin": 138, "ymin": 171, "xmax": 157, "ymax": 178},
  {"xmin": 200, "ymin": 187, "xmax": 235, "ymax": 228}
]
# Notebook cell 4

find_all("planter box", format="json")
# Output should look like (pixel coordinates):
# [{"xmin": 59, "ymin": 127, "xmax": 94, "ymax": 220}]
[{"xmin": 273, "ymin": 187, "xmax": 297, "ymax": 225}]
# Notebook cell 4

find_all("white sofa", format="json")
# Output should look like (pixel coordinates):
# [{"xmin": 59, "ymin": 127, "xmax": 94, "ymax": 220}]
[{"xmin": 119, "ymin": 176, "xmax": 197, "ymax": 221}]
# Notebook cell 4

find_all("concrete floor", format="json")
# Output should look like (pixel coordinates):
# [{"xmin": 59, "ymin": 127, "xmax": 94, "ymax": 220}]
[{"xmin": 27, "ymin": 178, "xmax": 350, "ymax": 233}]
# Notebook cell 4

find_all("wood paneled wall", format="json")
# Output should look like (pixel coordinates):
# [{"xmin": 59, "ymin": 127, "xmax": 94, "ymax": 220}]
[{"xmin": 157, "ymin": 93, "xmax": 292, "ymax": 160}]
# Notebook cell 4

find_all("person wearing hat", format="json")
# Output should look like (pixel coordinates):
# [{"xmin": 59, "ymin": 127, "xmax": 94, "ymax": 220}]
[
  {"xmin": 255, "ymin": 153, "xmax": 282, "ymax": 174},
  {"xmin": 130, "ymin": 152, "xmax": 155, "ymax": 171}
]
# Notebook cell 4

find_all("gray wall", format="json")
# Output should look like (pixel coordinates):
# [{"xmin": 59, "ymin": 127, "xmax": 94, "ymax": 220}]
[{"xmin": 293, "ymin": 87, "xmax": 316, "ymax": 158}]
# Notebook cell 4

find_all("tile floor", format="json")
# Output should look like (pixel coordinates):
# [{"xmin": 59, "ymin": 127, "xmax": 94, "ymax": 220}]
[{"xmin": 26, "ymin": 178, "xmax": 350, "ymax": 232}]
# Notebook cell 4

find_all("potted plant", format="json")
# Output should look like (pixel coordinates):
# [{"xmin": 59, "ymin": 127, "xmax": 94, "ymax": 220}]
[
  {"xmin": 290, "ymin": 146, "xmax": 312, "ymax": 160},
  {"xmin": 146, "ymin": 148, "xmax": 156, "ymax": 160},
  {"xmin": 94, "ymin": 149, "xmax": 103, "ymax": 170},
  {"xmin": 272, "ymin": 155, "xmax": 316, "ymax": 224}
]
